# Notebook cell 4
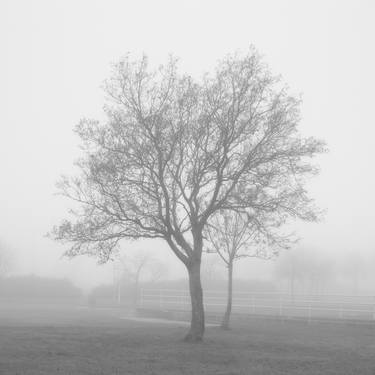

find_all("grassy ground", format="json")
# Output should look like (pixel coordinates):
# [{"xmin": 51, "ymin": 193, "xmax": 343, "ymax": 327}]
[{"xmin": 0, "ymin": 303, "xmax": 374, "ymax": 375}]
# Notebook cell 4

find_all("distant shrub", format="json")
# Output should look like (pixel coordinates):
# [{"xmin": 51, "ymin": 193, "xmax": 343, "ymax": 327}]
[{"xmin": 0, "ymin": 275, "xmax": 82, "ymax": 301}]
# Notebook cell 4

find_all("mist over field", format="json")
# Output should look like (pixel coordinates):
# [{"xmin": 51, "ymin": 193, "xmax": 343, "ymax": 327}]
[
  {"xmin": 1, "ymin": 0, "xmax": 374, "ymax": 297},
  {"xmin": 1, "ymin": 0, "xmax": 375, "ymax": 373}
]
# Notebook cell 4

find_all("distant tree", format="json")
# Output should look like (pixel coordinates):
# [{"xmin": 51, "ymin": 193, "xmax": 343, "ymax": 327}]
[
  {"xmin": 114, "ymin": 251, "xmax": 168, "ymax": 306},
  {"xmin": 205, "ymin": 210, "xmax": 291, "ymax": 329},
  {"xmin": 274, "ymin": 248, "xmax": 334, "ymax": 295},
  {"xmin": 147, "ymin": 258, "xmax": 169, "ymax": 283},
  {"xmin": 201, "ymin": 254, "xmax": 225, "ymax": 284},
  {"xmin": 340, "ymin": 251, "xmax": 365, "ymax": 295},
  {"xmin": 0, "ymin": 275, "xmax": 82, "ymax": 300},
  {"xmin": 51, "ymin": 48, "xmax": 326, "ymax": 341}
]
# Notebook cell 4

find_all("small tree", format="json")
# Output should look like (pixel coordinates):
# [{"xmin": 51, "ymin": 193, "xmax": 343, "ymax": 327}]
[
  {"xmin": 114, "ymin": 251, "xmax": 168, "ymax": 306},
  {"xmin": 201, "ymin": 254, "xmax": 224, "ymax": 284},
  {"xmin": 51, "ymin": 48, "xmax": 325, "ymax": 341},
  {"xmin": 206, "ymin": 210, "xmax": 291, "ymax": 329},
  {"xmin": 340, "ymin": 251, "xmax": 364, "ymax": 295},
  {"xmin": 274, "ymin": 247, "xmax": 334, "ymax": 295}
]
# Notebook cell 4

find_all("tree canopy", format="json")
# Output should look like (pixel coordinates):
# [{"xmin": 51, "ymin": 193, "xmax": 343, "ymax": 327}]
[
  {"xmin": 53, "ymin": 49, "xmax": 325, "ymax": 263},
  {"xmin": 51, "ymin": 48, "xmax": 326, "ymax": 340}
]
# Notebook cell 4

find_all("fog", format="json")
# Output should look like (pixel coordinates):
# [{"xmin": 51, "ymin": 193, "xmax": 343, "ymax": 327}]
[{"xmin": 1, "ymin": 0, "xmax": 375, "ymax": 295}]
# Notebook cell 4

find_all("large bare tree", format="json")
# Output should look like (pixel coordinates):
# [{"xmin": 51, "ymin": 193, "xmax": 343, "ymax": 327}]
[
  {"xmin": 51, "ymin": 48, "xmax": 325, "ymax": 341},
  {"xmin": 205, "ymin": 210, "xmax": 292, "ymax": 329}
]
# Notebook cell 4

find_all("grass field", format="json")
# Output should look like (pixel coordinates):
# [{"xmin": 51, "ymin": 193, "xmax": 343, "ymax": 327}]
[{"xmin": 0, "ymin": 303, "xmax": 374, "ymax": 375}]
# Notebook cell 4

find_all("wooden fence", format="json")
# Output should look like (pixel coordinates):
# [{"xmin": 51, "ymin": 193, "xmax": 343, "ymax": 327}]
[{"xmin": 139, "ymin": 288, "xmax": 375, "ymax": 322}]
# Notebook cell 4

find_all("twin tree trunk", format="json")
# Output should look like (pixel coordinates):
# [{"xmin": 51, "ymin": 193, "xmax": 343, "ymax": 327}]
[
  {"xmin": 221, "ymin": 261, "xmax": 233, "ymax": 330},
  {"xmin": 183, "ymin": 256, "xmax": 234, "ymax": 340},
  {"xmin": 185, "ymin": 260, "xmax": 205, "ymax": 342}
]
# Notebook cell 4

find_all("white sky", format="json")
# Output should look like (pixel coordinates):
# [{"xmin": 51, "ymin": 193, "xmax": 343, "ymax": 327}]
[{"xmin": 0, "ymin": 0, "xmax": 374, "ymax": 290}]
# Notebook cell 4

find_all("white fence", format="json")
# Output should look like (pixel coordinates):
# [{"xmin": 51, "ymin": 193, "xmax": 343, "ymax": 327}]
[{"xmin": 139, "ymin": 288, "xmax": 375, "ymax": 322}]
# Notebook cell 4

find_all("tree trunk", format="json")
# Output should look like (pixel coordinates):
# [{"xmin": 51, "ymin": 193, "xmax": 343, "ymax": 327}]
[
  {"xmin": 184, "ymin": 260, "xmax": 205, "ymax": 342},
  {"xmin": 221, "ymin": 262, "xmax": 233, "ymax": 330}
]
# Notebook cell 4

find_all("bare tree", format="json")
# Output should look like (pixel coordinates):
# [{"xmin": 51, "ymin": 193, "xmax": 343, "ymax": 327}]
[
  {"xmin": 51, "ymin": 48, "xmax": 325, "ymax": 341},
  {"xmin": 274, "ymin": 247, "xmax": 334, "ymax": 295},
  {"xmin": 274, "ymin": 248, "xmax": 307, "ymax": 296},
  {"xmin": 201, "ymin": 254, "xmax": 225, "ymax": 284},
  {"xmin": 147, "ymin": 259, "xmax": 169, "ymax": 283},
  {"xmin": 339, "ymin": 251, "xmax": 363, "ymax": 295},
  {"xmin": 205, "ymin": 210, "xmax": 291, "ymax": 329},
  {"xmin": 115, "ymin": 251, "xmax": 168, "ymax": 306}
]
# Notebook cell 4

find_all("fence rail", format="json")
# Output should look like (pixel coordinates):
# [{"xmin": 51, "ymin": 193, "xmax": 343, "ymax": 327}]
[{"xmin": 139, "ymin": 289, "xmax": 375, "ymax": 322}]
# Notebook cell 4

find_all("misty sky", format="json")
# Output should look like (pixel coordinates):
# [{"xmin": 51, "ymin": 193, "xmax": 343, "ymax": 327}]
[{"xmin": 1, "ymin": 0, "xmax": 374, "ymax": 290}]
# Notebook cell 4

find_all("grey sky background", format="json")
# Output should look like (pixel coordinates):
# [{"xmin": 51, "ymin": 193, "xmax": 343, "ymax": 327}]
[{"xmin": 1, "ymin": 0, "xmax": 374, "ymax": 290}]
